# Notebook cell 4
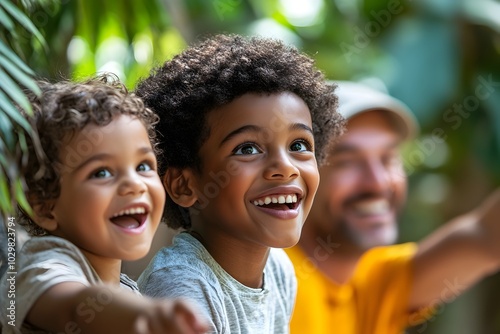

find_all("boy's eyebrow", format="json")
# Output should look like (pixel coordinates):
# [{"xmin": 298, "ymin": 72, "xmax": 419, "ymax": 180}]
[
  {"xmin": 290, "ymin": 122, "xmax": 314, "ymax": 135},
  {"xmin": 220, "ymin": 123, "xmax": 313, "ymax": 147},
  {"xmin": 219, "ymin": 125, "xmax": 261, "ymax": 146},
  {"xmin": 72, "ymin": 147, "xmax": 154, "ymax": 172}
]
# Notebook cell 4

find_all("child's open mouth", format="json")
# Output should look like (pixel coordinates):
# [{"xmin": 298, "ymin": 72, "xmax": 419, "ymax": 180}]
[{"xmin": 110, "ymin": 206, "xmax": 148, "ymax": 229}]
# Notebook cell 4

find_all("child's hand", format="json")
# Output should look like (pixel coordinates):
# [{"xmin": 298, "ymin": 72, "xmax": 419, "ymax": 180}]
[{"xmin": 134, "ymin": 298, "xmax": 210, "ymax": 334}]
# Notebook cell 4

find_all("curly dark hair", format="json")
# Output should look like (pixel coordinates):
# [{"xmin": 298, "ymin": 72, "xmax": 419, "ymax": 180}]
[
  {"xmin": 135, "ymin": 34, "xmax": 344, "ymax": 230},
  {"xmin": 20, "ymin": 73, "xmax": 160, "ymax": 236}
]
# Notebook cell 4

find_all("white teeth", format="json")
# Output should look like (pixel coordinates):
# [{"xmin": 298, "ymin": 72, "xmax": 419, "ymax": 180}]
[
  {"xmin": 253, "ymin": 194, "xmax": 299, "ymax": 207},
  {"xmin": 354, "ymin": 199, "xmax": 389, "ymax": 215},
  {"xmin": 112, "ymin": 206, "xmax": 146, "ymax": 217}
]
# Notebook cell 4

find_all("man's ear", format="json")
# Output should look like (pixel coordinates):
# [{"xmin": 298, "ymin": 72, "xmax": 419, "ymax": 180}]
[
  {"xmin": 163, "ymin": 168, "xmax": 199, "ymax": 207},
  {"xmin": 31, "ymin": 201, "xmax": 58, "ymax": 232}
]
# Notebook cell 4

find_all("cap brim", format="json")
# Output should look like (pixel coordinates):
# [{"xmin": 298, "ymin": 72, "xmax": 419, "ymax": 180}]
[{"xmin": 332, "ymin": 80, "xmax": 419, "ymax": 140}]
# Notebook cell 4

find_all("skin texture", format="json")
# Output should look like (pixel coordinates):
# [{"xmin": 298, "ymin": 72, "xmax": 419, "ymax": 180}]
[
  {"xmin": 299, "ymin": 109, "xmax": 500, "ymax": 312},
  {"xmin": 165, "ymin": 92, "xmax": 320, "ymax": 288},
  {"xmin": 28, "ymin": 115, "xmax": 209, "ymax": 334}
]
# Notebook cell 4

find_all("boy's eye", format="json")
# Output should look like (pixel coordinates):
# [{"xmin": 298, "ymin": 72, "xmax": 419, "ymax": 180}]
[
  {"xmin": 91, "ymin": 169, "xmax": 112, "ymax": 179},
  {"xmin": 137, "ymin": 162, "xmax": 152, "ymax": 172},
  {"xmin": 233, "ymin": 143, "xmax": 261, "ymax": 155},
  {"xmin": 290, "ymin": 139, "xmax": 312, "ymax": 152}
]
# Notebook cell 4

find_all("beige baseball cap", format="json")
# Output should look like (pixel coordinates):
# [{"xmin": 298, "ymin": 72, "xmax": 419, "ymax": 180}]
[{"xmin": 333, "ymin": 80, "xmax": 419, "ymax": 140}]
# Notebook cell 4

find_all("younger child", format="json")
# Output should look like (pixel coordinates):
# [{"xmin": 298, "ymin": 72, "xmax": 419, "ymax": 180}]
[
  {"xmin": 0, "ymin": 75, "xmax": 208, "ymax": 334},
  {"xmin": 136, "ymin": 34, "xmax": 344, "ymax": 333}
]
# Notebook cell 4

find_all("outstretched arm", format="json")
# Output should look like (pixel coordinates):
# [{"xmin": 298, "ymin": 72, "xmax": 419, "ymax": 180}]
[
  {"xmin": 409, "ymin": 189, "xmax": 500, "ymax": 312},
  {"xmin": 26, "ymin": 282, "xmax": 209, "ymax": 334}
]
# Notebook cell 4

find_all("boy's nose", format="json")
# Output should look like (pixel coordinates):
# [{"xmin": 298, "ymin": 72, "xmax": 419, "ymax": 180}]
[
  {"xmin": 264, "ymin": 151, "xmax": 300, "ymax": 180},
  {"xmin": 118, "ymin": 172, "xmax": 147, "ymax": 196}
]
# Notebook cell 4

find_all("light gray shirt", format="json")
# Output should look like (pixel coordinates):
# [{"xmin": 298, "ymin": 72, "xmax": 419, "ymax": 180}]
[
  {"xmin": 138, "ymin": 232, "xmax": 297, "ymax": 334},
  {"xmin": 0, "ymin": 235, "xmax": 138, "ymax": 334}
]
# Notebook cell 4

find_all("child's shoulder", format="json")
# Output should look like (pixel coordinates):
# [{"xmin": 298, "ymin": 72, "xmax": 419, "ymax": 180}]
[
  {"xmin": 19, "ymin": 235, "xmax": 81, "ymax": 260},
  {"xmin": 138, "ymin": 232, "xmax": 225, "ymax": 297},
  {"xmin": 142, "ymin": 232, "xmax": 221, "ymax": 279},
  {"xmin": 17, "ymin": 236, "xmax": 99, "ymax": 283}
]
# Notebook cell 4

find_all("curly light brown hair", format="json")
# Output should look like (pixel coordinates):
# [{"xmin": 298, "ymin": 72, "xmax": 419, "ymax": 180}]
[
  {"xmin": 20, "ymin": 73, "xmax": 160, "ymax": 236},
  {"xmin": 136, "ymin": 34, "xmax": 344, "ymax": 230}
]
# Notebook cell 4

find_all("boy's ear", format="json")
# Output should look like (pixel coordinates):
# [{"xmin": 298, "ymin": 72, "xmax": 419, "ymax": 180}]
[
  {"xmin": 163, "ymin": 168, "xmax": 199, "ymax": 207},
  {"xmin": 31, "ymin": 201, "xmax": 58, "ymax": 232}
]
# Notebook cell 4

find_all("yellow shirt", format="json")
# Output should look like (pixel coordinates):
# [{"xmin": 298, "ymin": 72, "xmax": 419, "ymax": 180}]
[{"xmin": 286, "ymin": 243, "xmax": 418, "ymax": 334}]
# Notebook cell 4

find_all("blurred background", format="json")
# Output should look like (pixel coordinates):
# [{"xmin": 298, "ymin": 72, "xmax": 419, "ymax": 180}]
[{"xmin": 1, "ymin": 0, "xmax": 500, "ymax": 333}]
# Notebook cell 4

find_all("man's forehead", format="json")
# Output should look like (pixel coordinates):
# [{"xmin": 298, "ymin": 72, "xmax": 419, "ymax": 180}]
[
  {"xmin": 346, "ymin": 109, "xmax": 406, "ymax": 139},
  {"xmin": 333, "ymin": 111, "xmax": 402, "ymax": 153}
]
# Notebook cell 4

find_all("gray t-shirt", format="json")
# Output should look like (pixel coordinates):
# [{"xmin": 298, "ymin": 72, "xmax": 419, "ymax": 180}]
[
  {"xmin": 0, "ymin": 235, "xmax": 139, "ymax": 334},
  {"xmin": 138, "ymin": 232, "xmax": 297, "ymax": 334}
]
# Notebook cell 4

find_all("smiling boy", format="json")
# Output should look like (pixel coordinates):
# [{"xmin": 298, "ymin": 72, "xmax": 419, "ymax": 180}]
[
  {"xmin": 136, "ymin": 34, "xmax": 344, "ymax": 333},
  {"xmin": 0, "ymin": 75, "xmax": 208, "ymax": 334}
]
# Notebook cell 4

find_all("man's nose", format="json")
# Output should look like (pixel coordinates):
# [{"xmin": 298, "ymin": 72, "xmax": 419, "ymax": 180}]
[{"xmin": 361, "ymin": 159, "xmax": 392, "ymax": 193}]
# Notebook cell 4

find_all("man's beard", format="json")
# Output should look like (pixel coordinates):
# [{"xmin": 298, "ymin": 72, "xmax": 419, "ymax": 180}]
[{"xmin": 339, "ymin": 216, "xmax": 399, "ymax": 251}]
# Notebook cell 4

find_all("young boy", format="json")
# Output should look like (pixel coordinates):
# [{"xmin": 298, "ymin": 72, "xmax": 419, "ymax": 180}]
[
  {"xmin": 0, "ymin": 75, "xmax": 208, "ymax": 334},
  {"xmin": 136, "ymin": 34, "xmax": 344, "ymax": 333}
]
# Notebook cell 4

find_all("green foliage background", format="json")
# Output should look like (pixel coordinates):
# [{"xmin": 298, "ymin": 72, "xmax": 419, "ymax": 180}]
[{"xmin": 1, "ymin": 0, "xmax": 500, "ymax": 332}]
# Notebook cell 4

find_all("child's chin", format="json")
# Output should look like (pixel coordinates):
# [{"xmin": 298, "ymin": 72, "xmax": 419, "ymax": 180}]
[
  {"xmin": 122, "ymin": 247, "xmax": 150, "ymax": 261},
  {"xmin": 273, "ymin": 234, "xmax": 301, "ymax": 249}
]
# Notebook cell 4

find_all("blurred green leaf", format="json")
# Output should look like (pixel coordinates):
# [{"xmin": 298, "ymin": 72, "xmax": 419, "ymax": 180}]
[
  {"xmin": 0, "ymin": 0, "xmax": 47, "ymax": 47},
  {"xmin": 0, "ymin": 55, "xmax": 40, "ymax": 94},
  {"xmin": 0, "ymin": 40, "xmax": 36, "ymax": 77},
  {"xmin": 0, "ymin": 108, "xmax": 14, "ymax": 149},
  {"xmin": 0, "ymin": 98, "xmax": 32, "ymax": 142},
  {"xmin": 0, "ymin": 6, "xmax": 14, "ymax": 31},
  {"xmin": 0, "ymin": 0, "xmax": 44, "ymax": 216},
  {"xmin": 0, "ymin": 67, "xmax": 32, "ymax": 115},
  {"xmin": 0, "ymin": 171, "xmax": 11, "ymax": 214},
  {"xmin": 14, "ymin": 178, "xmax": 31, "ymax": 215}
]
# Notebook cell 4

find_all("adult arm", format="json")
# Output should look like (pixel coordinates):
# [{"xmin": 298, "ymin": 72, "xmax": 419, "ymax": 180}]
[
  {"xmin": 409, "ymin": 189, "xmax": 500, "ymax": 311},
  {"xmin": 26, "ymin": 282, "xmax": 209, "ymax": 334}
]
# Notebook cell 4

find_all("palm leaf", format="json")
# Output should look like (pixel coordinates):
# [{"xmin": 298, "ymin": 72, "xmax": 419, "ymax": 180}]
[
  {"xmin": 0, "ymin": 107, "xmax": 14, "ymax": 149},
  {"xmin": 0, "ymin": 40, "xmax": 36, "ymax": 77},
  {"xmin": 0, "ymin": 0, "xmax": 45, "ymax": 216},
  {"xmin": 0, "ymin": 68, "xmax": 32, "ymax": 115},
  {"xmin": 0, "ymin": 6, "xmax": 14, "ymax": 31},
  {"xmin": 0, "ymin": 171, "xmax": 11, "ymax": 214},
  {"xmin": 0, "ymin": 55, "xmax": 40, "ymax": 94},
  {"xmin": 0, "ymin": 0, "xmax": 47, "ymax": 47}
]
